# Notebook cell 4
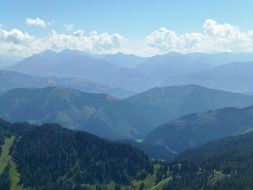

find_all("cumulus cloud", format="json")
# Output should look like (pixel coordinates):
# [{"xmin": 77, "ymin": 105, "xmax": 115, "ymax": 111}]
[
  {"xmin": 0, "ymin": 28, "xmax": 45, "ymax": 56},
  {"xmin": 0, "ymin": 26, "xmax": 125, "ymax": 56},
  {"xmin": 2, "ymin": 19, "xmax": 252, "ymax": 57},
  {"xmin": 146, "ymin": 19, "xmax": 253, "ymax": 54},
  {"xmin": 47, "ymin": 30, "xmax": 125, "ymax": 52},
  {"xmin": 25, "ymin": 17, "xmax": 48, "ymax": 28}
]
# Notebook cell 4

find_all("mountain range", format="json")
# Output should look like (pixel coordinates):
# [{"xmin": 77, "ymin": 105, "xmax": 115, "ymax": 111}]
[
  {"xmin": 6, "ymin": 50, "xmax": 253, "ymax": 93},
  {"xmin": 7, "ymin": 50, "xmax": 153, "ymax": 92},
  {"xmin": 126, "ymin": 84, "xmax": 253, "ymax": 125},
  {"xmin": 0, "ymin": 86, "xmax": 152, "ymax": 139},
  {"xmin": 0, "ymin": 70, "xmax": 135, "ymax": 98},
  {"xmin": 1, "ymin": 85, "xmax": 253, "ymax": 140},
  {"xmin": 163, "ymin": 61, "xmax": 253, "ymax": 94}
]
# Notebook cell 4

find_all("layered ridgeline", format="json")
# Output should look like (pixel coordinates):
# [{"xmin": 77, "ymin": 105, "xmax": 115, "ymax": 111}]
[
  {"xmin": 0, "ymin": 86, "xmax": 152, "ymax": 139},
  {"xmin": 163, "ymin": 61, "xmax": 253, "ymax": 95},
  {"xmin": 154, "ymin": 130, "xmax": 253, "ymax": 190},
  {"xmin": 97, "ymin": 52, "xmax": 147, "ymax": 69},
  {"xmin": 7, "ymin": 50, "xmax": 154, "ymax": 92},
  {"xmin": 135, "ymin": 52, "xmax": 212, "ymax": 85},
  {"xmin": 0, "ymin": 86, "xmax": 115, "ymax": 129},
  {"xmin": 1, "ymin": 85, "xmax": 253, "ymax": 140},
  {"xmin": 0, "ymin": 119, "xmax": 170, "ymax": 190},
  {"xmin": 144, "ymin": 105, "xmax": 253, "ymax": 154},
  {"xmin": 0, "ymin": 70, "xmax": 135, "ymax": 98},
  {"xmin": 7, "ymin": 50, "xmax": 253, "ymax": 93},
  {"xmin": 126, "ymin": 84, "xmax": 253, "ymax": 125}
]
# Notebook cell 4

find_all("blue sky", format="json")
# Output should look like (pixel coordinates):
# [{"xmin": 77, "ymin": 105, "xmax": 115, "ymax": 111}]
[{"xmin": 1, "ymin": 0, "xmax": 253, "ymax": 56}]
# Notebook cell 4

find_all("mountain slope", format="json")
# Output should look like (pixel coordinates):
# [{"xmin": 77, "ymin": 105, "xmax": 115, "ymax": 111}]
[
  {"xmin": 159, "ymin": 131, "xmax": 253, "ymax": 190},
  {"xmin": 0, "ymin": 70, "xmax": 136, "ymax": 98},
  {"xmin": 144, "ymin": 106, "xmax": 253, "ymax": 153},
  {"xmin": 85, "ymin": 97, "xmax": 161, "ymax": 139},
  {"xmin": 0, "ymin": 87, "xmax": 151, "ymax": 139},
  {"xmin": 135, "ymin": 53, "xmax": 212, "ymax": 84},
  {"xmin": 163, "ymin": 61, "xmax": 253, "ymax": 94},
  {"xmin": 98, "ymin": 52, "xmax": 147, "ymax": 68},
  {"xmin": 0, "ymin": 55, "xmax": 22, "ymax": 68},
  {"xmin": 127, "ymin": 85, "xmax": 253, "ymax": 125},
  {"xmin": 0, "ymin": 86, "xmax": 114, "ymax": 129},
  {"xmin": 11, "ymin": 124, "xmax": 152, "ymax": 189},
  {"xmin": 137, "ymin": 52, "xmax": 253, "ymax": 86},
  {"xmin": 118, "ymin": 139, "xmax": 177, "ymax": 161}
]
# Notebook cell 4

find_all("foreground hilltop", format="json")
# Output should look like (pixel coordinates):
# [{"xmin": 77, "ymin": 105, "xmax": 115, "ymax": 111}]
[{"xmin": 0, "ymin": 119, "xmax": 170, "ymax": 190}]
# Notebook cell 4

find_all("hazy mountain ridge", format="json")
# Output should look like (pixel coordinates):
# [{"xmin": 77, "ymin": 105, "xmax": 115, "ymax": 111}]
[
  {"xmin": 0, "ymin": 70, "xmax": 136, "ymax": 98},
  {"xmin": 163, "ymin": 61, "xmax": 253, "ymax": 94},
  {"xmin": 0, "ymin": 86, "xmax": 152, "ymax": 139},
  {"xmin": 0, "ymin": 86, "xmax": 115, "ymax": 129},
  {"xmin": 8, "ymin": 50, "xmax": 253, "ymax": 93},
  {"xmin": 126, "ymin": 84, "xmax": 253, "ymax": 125},
  {"xmin": 97, "ymin": 52, "xmax": 148, "ymax": 68},
  {"xmin": 8, "ymin": 50, "xmax": 154, "ymax": 92},
  {"xmin": 1, "ymin": 85, "xmax": 253, "ymax": 140},
  {"xmin": 135, "ymin": 53, "xmax": 212, "ymax": 84},
  {"xmin": 144, "ymin": 105, "xmax": 253, "ymax": 153}
]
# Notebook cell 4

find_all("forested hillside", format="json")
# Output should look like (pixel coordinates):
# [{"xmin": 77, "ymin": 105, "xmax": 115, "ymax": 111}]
[
  {"xmin": 158, "ymin": 131, "xmax": 253, "ymax": 190},
  {"xmin": 0, "ymin": 119, "xmax": 170, "ymax": 190},
  {"xmin": 144, "ymin": 106, "xmax": 253, "ymax": 153}
]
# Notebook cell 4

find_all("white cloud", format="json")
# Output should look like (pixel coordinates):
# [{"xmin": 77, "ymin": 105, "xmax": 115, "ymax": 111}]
[
  {"xmin": 0, "ymin": 26, "xmax": 126, "ymax": 56},
  {"xmin": 146, "ymin": 19, "xmax": 253, "ymax": 54},
  {"xmin": 2, "ymin": 19, "xmax": 253, "ymax": 57},
  {"xmin": 47, "ymin": 30, "xmax": 125, "ymax": 53},
  {"xmin": 0, "ymin": 28, "xmax": 45, "ymax": 56},
  {"xmin": 25, "ymin": 17, "xmax": 48, "ymax": 28},
  {"xmin": 72, "ymin": 29, "xmax": 85, "ymax": 37}
]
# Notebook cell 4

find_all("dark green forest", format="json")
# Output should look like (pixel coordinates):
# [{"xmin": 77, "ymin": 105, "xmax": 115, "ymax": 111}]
[
  {"xmin": 0, "ymin": 119, "xmax": 169, "ymax": 190},
  {"xmin": 160, "ymin": 131, "xmax": 253, "ymax": 190},
  {"xmin": 2, "ymin": 116, "xmax": 253, "ymax": 189}
]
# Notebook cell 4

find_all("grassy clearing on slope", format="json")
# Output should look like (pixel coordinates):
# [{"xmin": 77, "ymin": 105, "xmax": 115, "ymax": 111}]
[
  {"xmin": 151, "ymin": 177, "xmax": 172, "ymax": 190},
  {"xmin": 0, "ymin": 137, "xmax": 14, "ymax": 173},
  {"xmin": 131, "ymin": 163, "xmax": 166, "ymax": 190},
  {"xmin": 0, "ymin": 137, "xmax": 23, "ymax": 190}
]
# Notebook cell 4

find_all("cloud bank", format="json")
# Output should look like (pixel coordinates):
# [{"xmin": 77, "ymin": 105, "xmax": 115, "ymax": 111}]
[
  {"xmin": 1, "ymin": 19, "xmax": 253, "ymax": 57},
  {"xmin": 146, "ymin": 19, "xmax": 253, "ymax": 54},
  {"xmin": 0, "ymin": 27, "xmax": 125, "ymax": 56}
]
